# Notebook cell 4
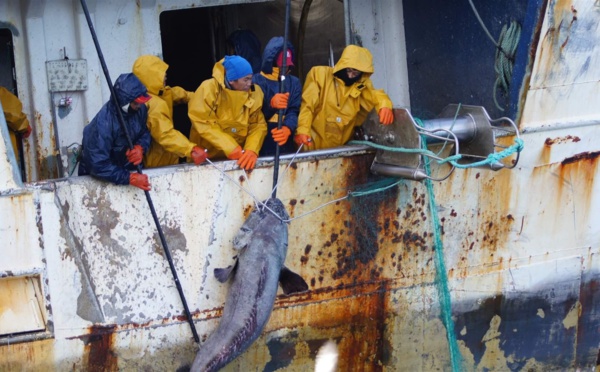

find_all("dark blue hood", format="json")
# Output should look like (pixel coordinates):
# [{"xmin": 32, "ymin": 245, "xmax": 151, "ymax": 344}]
[
  {"xmin": 227, "ymin": 29, "xmax": 262, "ymax": 74},
  {"xmin": 112, "ymin": 73, "xmax": 148, "ymax": 107},
  {"xmin": 260, "ymin": 37, "xmax": 295, "ymax": 75}
]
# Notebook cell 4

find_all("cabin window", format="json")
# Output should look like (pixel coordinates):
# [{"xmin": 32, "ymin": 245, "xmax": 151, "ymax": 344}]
[
  {"xmin": 159, "ymin": 1, "xmax": 345, "ymax": 141},
  {"xmin": 0, "ymin": 275, "xmax": 47, "ymax": 338}
]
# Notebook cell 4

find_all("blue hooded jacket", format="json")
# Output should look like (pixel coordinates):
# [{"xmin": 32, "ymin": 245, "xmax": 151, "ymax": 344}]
[
  {"xmin": 227, "ymin": 30, "xmax": 262, "ymax": 74},
  {"xmin": 78, "ymin": 73, "xmax": 151, "ymax": 185},
  {"xmin": 252, "ymin": 37, "xmax": 302, "ymax": 155}
]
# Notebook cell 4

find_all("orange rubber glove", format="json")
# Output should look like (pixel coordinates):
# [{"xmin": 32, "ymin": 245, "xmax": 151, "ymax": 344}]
[
  {"xmin": 126, "ymin": 144, "xmax": 144, "ymax": 165},
  {"xmin": 270, "ymin": 92, "xmax": 289, "ymax": 109},
  {"xmin": 378, "ymin": 107, "xmax": 394, "ymax": 125},
  {"xmin": 237, "ymin": 150, "xmax": 258, "ymax": 170},
  {"xmin": 22, "ymin": 126, "xmax": 32, "ymax": 139},
  {"xmin": 129, "ymin": 173, "xmax": 151, "ymax": 191},
  {"xmin": 227, "ymin": 146, "xmax": 243, "ymax": 160},
  {"xmin": 294, "ymin": 134, "xmax": 312, "ymax": 147},
  {"xmin": 190, "ymin": 146, "xmax": 208, "ymax": 165},
  {"xmin": 271, "ymin": 126, "xmax": 291, "ymax": 146}
]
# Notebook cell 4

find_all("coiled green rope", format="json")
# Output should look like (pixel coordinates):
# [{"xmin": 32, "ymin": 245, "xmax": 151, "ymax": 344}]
[{"xmin": 468, "ymin": 0, "xmax": 521, "ymax": 111}]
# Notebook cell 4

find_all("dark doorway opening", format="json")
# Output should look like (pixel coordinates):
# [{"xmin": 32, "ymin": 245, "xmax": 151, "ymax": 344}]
[
  {"xmin": 0, "ymin": 29, "xmax": 16, "ymax": 91},
  {"xmin": 0, "ymin": 28, "xmax": 26, "ymax": 182},
  {"xmin": 160, "ymin": 7, "xmax": 217, "ymax": 140}
]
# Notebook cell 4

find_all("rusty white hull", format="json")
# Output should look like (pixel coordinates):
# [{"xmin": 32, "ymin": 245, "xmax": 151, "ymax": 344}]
[{"xmin": 1, "ymin": 0, "xmax": 599, "ymax": 371}]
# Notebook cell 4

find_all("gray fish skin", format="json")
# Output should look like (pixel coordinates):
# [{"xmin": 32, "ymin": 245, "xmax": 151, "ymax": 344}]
[{"xmin": 191, "ymin": 198, "xmax": 307, "ymax": 372}]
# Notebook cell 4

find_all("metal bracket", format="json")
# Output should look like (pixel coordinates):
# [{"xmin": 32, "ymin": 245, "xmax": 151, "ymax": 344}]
[{"xmin": 362, "ymin": 105, "xmax": 521, "ymax": 181}]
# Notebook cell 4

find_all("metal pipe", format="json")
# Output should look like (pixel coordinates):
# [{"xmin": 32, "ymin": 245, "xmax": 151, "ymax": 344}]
[
  {"xmin": 421, "ymin": 115, "xmax": 477, "ymax": 144},
  {"xmin": 79, "ymin": 0, "xmax": 199, "ymax": 344},
  {"xmin": 344, "ymin": 0, "xmax": 352, "ymax": 45},
  {"xmin": 272, "ymin": 0, "xmax": 292, "ymax": 199}
]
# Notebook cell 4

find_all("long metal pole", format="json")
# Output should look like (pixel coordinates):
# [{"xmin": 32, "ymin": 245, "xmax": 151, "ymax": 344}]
[
  {"xmin": 79, "ymin": 0, "xmax": 199, "ymax": 344},
  {"xmin": 271, "ymin": 0, "xmax": 292, "ymax": 198}
]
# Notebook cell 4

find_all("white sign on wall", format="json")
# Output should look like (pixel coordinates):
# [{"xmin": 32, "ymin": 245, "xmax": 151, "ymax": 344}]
[{"xmin": 45, "ymin": 59, "xmax": 88, "ymax": 92}]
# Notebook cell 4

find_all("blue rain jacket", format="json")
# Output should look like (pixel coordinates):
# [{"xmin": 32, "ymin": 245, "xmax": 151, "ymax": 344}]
[
  {"xmin": 227, "ymin": 29, "xmax": 262, "ymax": 74},
  {"xmin": 252, "ymin": 37, "xmax": 302, "ymax": 155},
  {"xmin": 79, "ymin": 73, "xmax": 151, "ymax": 185}
]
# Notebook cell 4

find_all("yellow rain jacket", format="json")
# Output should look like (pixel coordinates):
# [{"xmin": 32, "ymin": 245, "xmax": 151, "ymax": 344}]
[
  {"xmin": 0, "ymin": 86, "xmax": 31, "ymax": 162},
  {"xmin": 132, "ymin": 55, "xmax": 195, "ymax": 168},
  {"xmin": 188, "ymin": 59, "xmax": 267, "ymax": 159},
  {"xmin": 297, "ymin": 45, "xmax": 393, "ymax": 150}
]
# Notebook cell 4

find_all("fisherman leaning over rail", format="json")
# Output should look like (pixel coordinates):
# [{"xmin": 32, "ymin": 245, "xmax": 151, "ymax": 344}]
[
  {"xmin": 0, "ymin": 86, "xmax": 33, "ymax": 164},
  {"xmin": 294, "ymin": 45, "xmax": 395, "ymax": 150},
  {"xmin": 132, "ymin": 55, "xmax": 207, "ymax": 168},
  {"xmin": 78, "ymin": 73, "xmax": 152, "ymax": 191},
  {"xmin": 188, "ymin": 55, "xmax": 267, "ymax": 171},
  {"xmin": 252, "ymin": 36, "xmax": 302, "ymax": 157}
]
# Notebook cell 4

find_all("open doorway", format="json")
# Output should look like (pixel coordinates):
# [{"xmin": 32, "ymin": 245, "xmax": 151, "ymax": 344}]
[
  {"xmin": 0, "ymin": 28, "xmax": 27, "ymax": 181},
  {"xmin": 159, "ymin": 1, "xmax": 345, "ymax": 142}
]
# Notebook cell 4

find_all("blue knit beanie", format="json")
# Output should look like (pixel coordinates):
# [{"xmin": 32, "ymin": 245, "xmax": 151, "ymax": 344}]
[{"xmin": 223, "ymin": 55, "xmax": 253, "ymax": 82}]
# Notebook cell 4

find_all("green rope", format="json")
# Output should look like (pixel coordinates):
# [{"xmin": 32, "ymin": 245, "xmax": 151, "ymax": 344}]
[
  {"xmin": 349, "ymin": 177, "xmax": 402, "ymax": 197},
  {"xmin": 421, "ymin": 136, "xmax": 463, "ymax": 371},
  {"xmin": 444, "ymin": 137, "xmax": 524, "ymax": 169},
  {"xmin": 349, "ymin": 136, "xmax": 523, "ymax": 170},
  {"xmin": 468, "ymin": 0, "xmax": 521, "ymax": 111}
]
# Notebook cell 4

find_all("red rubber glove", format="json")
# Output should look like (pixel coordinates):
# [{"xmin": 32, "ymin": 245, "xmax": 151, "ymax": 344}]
[
  {"xmin": 227, "ymin": 146, "xmax": 243, "ymax": 160},
  {"xmin": 237, "ymin": 150, "xmax": 258, "ymax": 170},
  {"xmin": 378, "ymin": 107, "xmax": 394, "ymax": 125},
  {"xmin": 270, "ymin": 92, "xmax": 289, "ymax": 109},
  {"xmin": 129, "ymin": 173, "xmax": 151, "ymax": 191},
  {"xmin": 190, "ymin": 146, "xmax": 207, "ymax": 165},
  {"xmin": 294, "ymin": 134, "xmax": 312, "ymax": 147},
  {"xmin": 22, "ymin": 126, "xmax": 32, "ymax": 139},
  {"xmin": 126, "ymin": 144, "xmax": 144, "ymax": 165},
  {"xmin": 271, "ymin": 126, "xmax": 291, "ymax": 146}
]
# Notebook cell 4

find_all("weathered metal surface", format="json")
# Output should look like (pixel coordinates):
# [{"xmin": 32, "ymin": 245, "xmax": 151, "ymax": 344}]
[
  {"xmin": 521, "ymin": 0, "xmax": 600, "ymax": 129},
  {"xmin": 1, "ymin": 0, "xmax": 600, "ymax": 371}
]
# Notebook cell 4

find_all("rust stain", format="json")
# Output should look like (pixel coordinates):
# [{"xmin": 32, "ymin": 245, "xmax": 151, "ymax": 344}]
[
  {"xmin": 561, "ymin": 151, "xmax": 600, "ymax": 165},
  {"xmin": 267, "ymin": 282, "xmax": 389, "ymax": 371},
  {"xmin": 80, "ymin": 324, "xmax": 118, "ymax": 372},
  {"xmin": 545, "ymin": 135, "xmax": 581, "ymax": 146},
  {"xmin": 242, "ymin": 203, "xmax": 253, "ymax": 219}
]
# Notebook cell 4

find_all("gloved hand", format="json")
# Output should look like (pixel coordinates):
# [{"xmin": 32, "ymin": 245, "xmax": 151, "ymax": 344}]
[
  {"xmin": 126, "ymin": 144, "xmax": 144, "ymax": 165},
  {"xmin": 270, "ymin": 92, "xmax": 289, "ymax": 109},
  {"xmin": 190, "ymin": 146, "xmax": 207, "ymax": 165},
  {"xmin": 271, "ymin": 126, "xmax": 291, "ymax": 146},
  {"xmin": 129, "ymin": 173, "xmax": 151, "ymax": 191},
  {"xmin": 294, "ymin": 134, "xmax": 312, "ymax": 147},
  {"xmin": 22, "ymin": 126, "xmax": 32, "ymax": 139},
  {"xmin": 227, "ymin": 146, "xmax": 243, "ymax": 160},
  {"xmin": 237, "ymin": 150, "xmax": 258, "ymax": 170},
  {"xmin": 378, "ymin": 107, "xmax": 394, "ymax": 125}
]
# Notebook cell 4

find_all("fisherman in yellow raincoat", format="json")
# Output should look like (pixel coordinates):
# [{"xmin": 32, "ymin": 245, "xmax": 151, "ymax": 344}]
[
  {"xmin": 188, "ymin": 55, "xmax": 267, "ymax": 171},
  {"xmin": 132, "ymin": 55, "xmax": 207, "ymax": 168},
  {"xmin": 0, "ymin": 86, "xmax": 32, "ymax": 169},
  {"xmin": 294, "ymin": 45, "xmax": 394, "ymax": 150}
]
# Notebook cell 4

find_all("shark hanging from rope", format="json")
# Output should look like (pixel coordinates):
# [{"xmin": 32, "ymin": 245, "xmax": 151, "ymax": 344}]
[{"xmin": 191, "ymin": 198, "xmax": 308, "ymax": 372}]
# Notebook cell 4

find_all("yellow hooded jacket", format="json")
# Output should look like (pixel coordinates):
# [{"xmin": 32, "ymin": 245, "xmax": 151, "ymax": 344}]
[
  {"xmin": 188, "ymin": 59, "xmax": 267, "ymax": 159},
  {"xmin": 1, "ymin": 86, "xmax": 31, "ymax": 161},
  {"xmin": 297, "ymin": 45, "xmax": 393, "ymax": 150},
  {"xmin": 132, "ymin": 55, "xmax": 195, "ymax": 168}
]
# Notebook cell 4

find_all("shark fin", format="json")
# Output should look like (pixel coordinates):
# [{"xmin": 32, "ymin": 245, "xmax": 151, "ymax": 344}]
[
  {"xmin": 279, "ymin": 266, "xmax": 309, "ymax": 295},
  {"xmin": 214, "ymin": 260, "xmax": 238, "ymax": 283}
]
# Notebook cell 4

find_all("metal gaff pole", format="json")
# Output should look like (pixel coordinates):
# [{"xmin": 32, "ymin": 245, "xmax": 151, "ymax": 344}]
[
  {"xmin": 79, "ymin": 0, "xmax": 199, "ymax": 344},
  {"xmin": 271, "ymin": 0, "xmax": 292, "ymax": 198}
]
